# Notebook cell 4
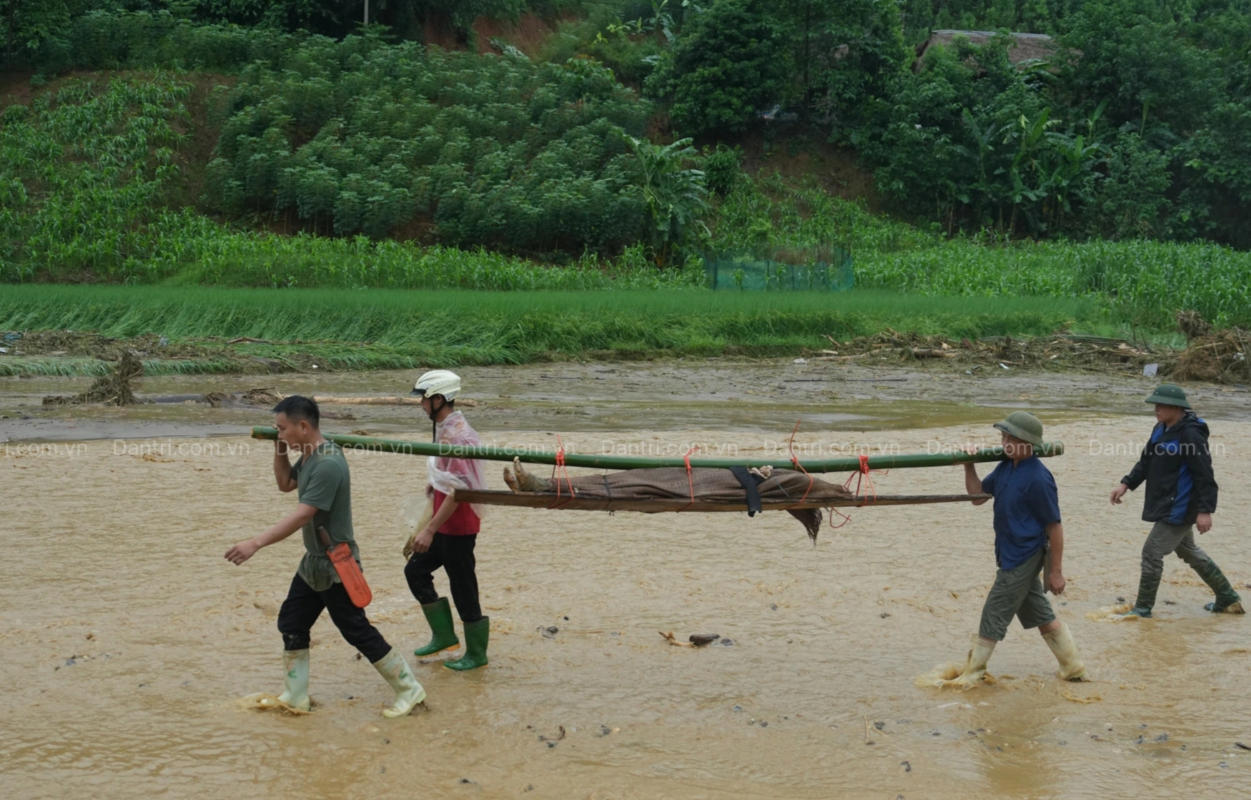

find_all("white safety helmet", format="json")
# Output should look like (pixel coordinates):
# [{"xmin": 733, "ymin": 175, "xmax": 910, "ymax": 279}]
[{"xmin": 411, "ymin": 369, "xmax": 461, "ymax": 401}]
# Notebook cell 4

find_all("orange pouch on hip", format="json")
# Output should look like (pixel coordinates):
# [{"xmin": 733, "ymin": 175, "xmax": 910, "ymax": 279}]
[{"xmin": 319, "ymin": 527, "xmax": 373, "ymax": 608}]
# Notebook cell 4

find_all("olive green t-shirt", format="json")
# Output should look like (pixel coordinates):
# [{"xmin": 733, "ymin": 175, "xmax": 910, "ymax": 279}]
[{"xmin": 291, "ymin": 441, "xmax": 359, "ymax": 592}]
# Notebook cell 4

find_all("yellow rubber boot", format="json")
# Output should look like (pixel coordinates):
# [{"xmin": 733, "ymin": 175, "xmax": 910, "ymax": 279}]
[
  {"xmin": 1042, "ymin": 623, "xmax": 1088, "ymax": 681},
  {"xmin": 373, "ymin": 649, "xmax": 426, "ymax": 718},
  {"xmin": 935, "ymin": 635, "xmax": 996, "ymax": 689},
  {"xmin": 278, "ymin": 649, "xmax": 311, "ymax": 712}
]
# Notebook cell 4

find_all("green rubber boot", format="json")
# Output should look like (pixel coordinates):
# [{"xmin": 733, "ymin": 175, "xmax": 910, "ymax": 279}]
[
  {"xmin": 1198, "ymin": 561, "xmax": 1245, "ymax": 614},
  {"xmin": 1129, "ymin": 571, "xmax": 1161, "ymax": 618},
  {"xmin": 278, "ymin": 649, "xmax": 310, "ymax": 712},
  {"xmin": 414, "ymin": 598, "xmax": 461, "ymax": 657},
  {"xmin": 444, "ymin": 617, "xmax": 489, "ymax": 671}
]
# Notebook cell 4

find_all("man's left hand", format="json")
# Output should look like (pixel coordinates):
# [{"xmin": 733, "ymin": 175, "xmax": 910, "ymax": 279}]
[
  {"xmin": 225, "ymin": 538, "xmax": 261, "ymax": 565},
  {"xmin": 1196, "ymin": 512, "xmax": 1213, "ymax": 534},
  {"xmin": 1047, "ymin": 571, "xmax": 1066, "ymax": 595}
]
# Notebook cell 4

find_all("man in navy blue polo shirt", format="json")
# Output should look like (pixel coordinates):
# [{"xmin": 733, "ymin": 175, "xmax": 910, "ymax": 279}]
[{"xmin": 936, "ymin": 412, "xmax": 1087, "ymax": 688}]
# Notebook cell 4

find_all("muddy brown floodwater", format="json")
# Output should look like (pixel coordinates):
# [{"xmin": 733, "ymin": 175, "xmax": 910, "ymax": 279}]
[{"xmin": 1, "ymin": 361, "xmax": 1249, "ymax": 798}]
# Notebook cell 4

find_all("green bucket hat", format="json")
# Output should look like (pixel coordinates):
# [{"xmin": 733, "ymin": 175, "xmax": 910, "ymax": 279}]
[
  {"xmin": 993, "ymin": 411, "xmax": 1044, "ymax": 446},
  {"xmin": 1144, "ymin": 383, "xmax": 1191, "ymax": 409}
]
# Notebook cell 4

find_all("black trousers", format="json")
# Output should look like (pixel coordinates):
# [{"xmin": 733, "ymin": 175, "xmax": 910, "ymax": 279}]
[
  {"xmin": 404, "ymin": 533, "xmax": 482, "ymax": 622},
  {"xmin": 276, "ymin": 573, "xmax": 391, "ymax": 663}
]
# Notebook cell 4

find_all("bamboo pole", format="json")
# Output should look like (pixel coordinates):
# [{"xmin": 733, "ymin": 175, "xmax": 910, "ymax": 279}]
[
  {"xmin": 251, "ymin": 427, "xmax": 1063, "ymax": 473},
  {"xmin": 452, "ymin": 489, "xmax": 990, "ymax": 513}
]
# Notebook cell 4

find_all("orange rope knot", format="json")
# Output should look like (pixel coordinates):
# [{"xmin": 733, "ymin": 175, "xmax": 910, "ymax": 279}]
[
  {"xmin": 832, "ymin": 453, "xmax": 890, "ymax": 529},
  {"xmin": 678, "ymin": 446, "xmax": 699, "ymax": 512},
  {"xmin": 785, "ymin": 420, "xmax": 816, "ymax": 508},
  {"xmin": 549, "ymin": 435, "xmax": 576, "ymax": 509}
]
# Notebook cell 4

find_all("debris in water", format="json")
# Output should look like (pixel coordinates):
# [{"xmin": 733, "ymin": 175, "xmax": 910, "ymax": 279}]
[
  {"xmin": 1061, "ymin": 689, "xmax": 1103, "ymax": 704},
  {"xmin": 43, "ymin": 351, "xmax": 143, "ymax": 406},
  {"xmin": 689, "ymin": 633, "xmax": 721, "ymax": 646},
  {"xmin": 541, "ymin": 626, "xmax": 559, "ymax": 638},
  {"xmin": 204, "ymin": 387, "xmax": 285, "ymax": 408},
  {"xmin": 1234, "ymin": 742, "xmax": 1251, "ymax": 751},
  {"xmin": 239, "ymin": 693, "xmax": 311, "ymax": 716},
  {"xmin": 537, "ymin": 726, "xmax": 566, "ymax": 743},
  {"xmin": 901, "ymin": 761, "xmax": 911, "ymax": 773},
  {"xmin": 1086, "ymin": 603, "xmax": 1134, "ymax": 621},
  {"xmin": 659, "ymin": 631, "xmax": 693, "ymax": 647}
]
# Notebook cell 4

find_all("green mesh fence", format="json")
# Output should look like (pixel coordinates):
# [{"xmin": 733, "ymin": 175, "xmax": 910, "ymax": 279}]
[{"xmin": 703, "ymin": 244, "xmax": 854, "ymax": 291}]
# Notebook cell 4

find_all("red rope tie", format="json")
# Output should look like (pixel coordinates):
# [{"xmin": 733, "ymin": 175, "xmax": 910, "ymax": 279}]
[
  {"xmin": 676, "ymin": 446, "xmax": 699, "ymax": 512},
  {"xmin": 833, "ymin": 454, "xmax": 889, "ymax": 528},
  {"xmin": 784, "ymin": 420, "xmax": 815, "ymax": 509},
  {"xmin": 548, "ymin": 435, "xmax": 575, "ymax": 509}
]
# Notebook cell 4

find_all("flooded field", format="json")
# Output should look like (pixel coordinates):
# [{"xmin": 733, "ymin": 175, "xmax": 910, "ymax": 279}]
[{"xmin": 1, "ymin": 361, "xmax": 1248, "ymax": 798}]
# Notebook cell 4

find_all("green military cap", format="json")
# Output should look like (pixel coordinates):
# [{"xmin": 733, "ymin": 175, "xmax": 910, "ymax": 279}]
[
  {"xmin": 1144, "ymin": 383, "xmax": 1190, "ymax": 409},
  {"xmin": 993, "ymin": 411, "xmax": 1044, "ymax": 446}
]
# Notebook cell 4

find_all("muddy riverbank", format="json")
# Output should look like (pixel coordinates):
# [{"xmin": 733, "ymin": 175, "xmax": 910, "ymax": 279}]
[{"xmin": 2, "ymin": 363, "xmax": 1249, "ymax": 798}]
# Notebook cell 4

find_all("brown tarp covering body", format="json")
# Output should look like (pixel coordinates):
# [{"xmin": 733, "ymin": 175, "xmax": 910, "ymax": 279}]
[{"xmin": 519, "ymin": 467, "xmax": 853, "ymax": 540}]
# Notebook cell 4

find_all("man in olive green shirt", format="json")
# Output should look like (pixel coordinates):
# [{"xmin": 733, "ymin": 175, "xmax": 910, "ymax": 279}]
[{"xmin": 225, "ymin": 396, "xmax": 426, "ymax": 718}]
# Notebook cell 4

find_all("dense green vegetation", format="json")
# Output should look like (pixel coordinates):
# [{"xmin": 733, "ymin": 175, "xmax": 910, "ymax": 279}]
[
  {"xmin": 0, "ymin": 73, "xmax": 694, "ymax": 287},
  {"xmin": 0, "ymin": 284, "xmax": 1103, "ymax": 375},
  {"xmin": 4, "ymin": 73, "xmax": 1251, "ymax": 330},
  {"xmin": 717, "ymin": 178, "xmax": 1251, "ymax": 329},
  {"xmin": 3, "ymin": 1, "xmax": 1251, "ymax": 356}
]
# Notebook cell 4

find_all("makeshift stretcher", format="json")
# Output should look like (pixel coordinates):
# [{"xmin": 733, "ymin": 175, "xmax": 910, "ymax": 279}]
[{"xmin": 249, "ymin": 427, "xmax": 1057, "ymax": 539}]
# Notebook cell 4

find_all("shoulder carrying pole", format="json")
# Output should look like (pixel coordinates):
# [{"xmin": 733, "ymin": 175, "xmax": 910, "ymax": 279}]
[{"xmin": 252, "ymin": 427, "xmax": 1062, "ymax": 474}]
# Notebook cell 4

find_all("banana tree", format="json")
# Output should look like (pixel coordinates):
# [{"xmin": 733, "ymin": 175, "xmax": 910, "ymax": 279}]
[{"xmin": 626, "ymin": 135, "xmax": 709, "ymax": 267}]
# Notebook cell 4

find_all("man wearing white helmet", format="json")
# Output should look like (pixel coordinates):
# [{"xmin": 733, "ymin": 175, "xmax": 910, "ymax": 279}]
[{"xmin": 404, "ymin": 370, "xmax": 492, "ymax": 670}]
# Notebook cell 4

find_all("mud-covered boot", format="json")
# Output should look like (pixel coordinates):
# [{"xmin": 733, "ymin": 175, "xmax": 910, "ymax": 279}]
[
  {"xmin": 936, "ymin": 635, "xmax": 996, "ymax": 689},
  {"xmin": 1199, "ymin": 561, "xmax": 1245, "ymax": 614},
  {"xmin": 373, "ymin": 649, "xmax": 426, "ymax": 718},
  {"xmin": 1125, "ymin": 571, "xmax": 1161, "ymax": 618},
  {"xmin": 278, "ymin": 649, "xmax": 310, "ymax": 712},
  {"xmin": 444, "ymin": 617, "xmax": 489, "ymax": 671},
  {"xmin": 1042, "ymin": 623, "xmax": 1088, "ymax": 681},
  {"xmin": 414, "ymin": 597, "xmax": 460, "ymax": 657}
]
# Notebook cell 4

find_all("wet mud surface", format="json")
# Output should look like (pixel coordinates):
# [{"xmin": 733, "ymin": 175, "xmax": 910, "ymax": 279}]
[
  {"xmin": 2, "ymin": 361, "xmax": 1249, "ymax": 798},
  {"xmin": 4, "ymin": 358, "xmax": 1251, "ymax": 444}
]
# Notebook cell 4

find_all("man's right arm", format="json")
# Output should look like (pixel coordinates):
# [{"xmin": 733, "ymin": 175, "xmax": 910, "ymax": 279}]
[
  {"xmin": 964, "ymin": 463, "xmax": 990, "ymax": 505},
  {"xmin": 1112, "ymin": 438, "xmax": 1151, "ymax": 504},
  {"xmin": 274, "ymin": 441, "xmax": 297, "ymax": 493},
  {"xmin": 1122, "ymin": 439, "xmax": 1152, "ymax": 491}
]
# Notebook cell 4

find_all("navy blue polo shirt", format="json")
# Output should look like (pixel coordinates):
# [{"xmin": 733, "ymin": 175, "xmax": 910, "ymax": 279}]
[{"xmin": 981, "ymin": 456, "xmax": 1062, "ymax": 570}]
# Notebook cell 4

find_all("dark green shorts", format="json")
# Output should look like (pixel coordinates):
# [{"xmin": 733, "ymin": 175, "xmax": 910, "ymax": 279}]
[{"xmin": 979, "ymin": 547, "xmax": 1055, "ymax": 641}]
